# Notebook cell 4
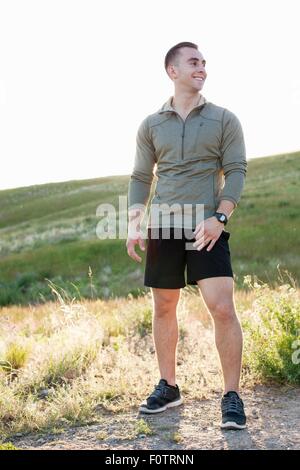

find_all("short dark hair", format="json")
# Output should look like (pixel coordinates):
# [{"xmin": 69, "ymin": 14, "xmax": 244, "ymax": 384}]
[{"xmin": 164, "ymin": 42, "xmax": 198, "ymax": 75}]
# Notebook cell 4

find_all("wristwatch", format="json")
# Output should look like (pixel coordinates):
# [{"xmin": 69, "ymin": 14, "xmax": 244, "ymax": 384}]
[{"xmin": 213, "ymin": 212, "xmax": 228, "ymax": 225}]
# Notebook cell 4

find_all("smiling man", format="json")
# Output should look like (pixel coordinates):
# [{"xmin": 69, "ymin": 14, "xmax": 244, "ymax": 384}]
[{"xmin": 126, "ymin": 42, "xmax": 247, "ymax": 430}]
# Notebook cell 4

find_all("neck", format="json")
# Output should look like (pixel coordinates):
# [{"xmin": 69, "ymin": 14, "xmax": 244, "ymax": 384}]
[{"xmin": 171, "ymin": 91, "xmax": 202, "ymax": 111}]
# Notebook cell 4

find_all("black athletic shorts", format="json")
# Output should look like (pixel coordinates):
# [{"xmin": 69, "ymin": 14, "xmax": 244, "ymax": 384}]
[{"xmin": 144, "ymin": 227, "xmax": 234, "ymax": 289}]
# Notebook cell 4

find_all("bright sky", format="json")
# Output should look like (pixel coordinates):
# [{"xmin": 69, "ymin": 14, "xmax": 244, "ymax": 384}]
[{"xmin": 0, "ymin": 0, "xmax": 299, "ymax": 190}]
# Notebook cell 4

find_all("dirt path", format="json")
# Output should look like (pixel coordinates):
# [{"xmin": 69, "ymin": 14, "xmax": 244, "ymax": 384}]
[{"xmin": 9, "ymin": 385, "xmax": 300, "ymax": 450}]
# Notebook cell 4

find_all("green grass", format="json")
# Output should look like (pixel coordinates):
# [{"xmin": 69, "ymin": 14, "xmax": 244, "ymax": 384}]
[
  {"xmin": 0, "ymin": 152, "xmax": 299, "ymax": 305},
  {"xmin": 0, "ymin": 442, "xmax": 19, "ymax": 450},
  {"xmin": 0, "ymin": 343, "xmax": 30, "ymax": 375},
  {"xmin": 135, "ymin": 419, "xmax": 154, "ymax": 436}
]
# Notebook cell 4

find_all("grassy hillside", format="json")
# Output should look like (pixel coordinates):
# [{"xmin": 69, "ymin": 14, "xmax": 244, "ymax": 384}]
[{"xmin": 0, "ymin": 151, "xmax": 299, "ymax": 306}]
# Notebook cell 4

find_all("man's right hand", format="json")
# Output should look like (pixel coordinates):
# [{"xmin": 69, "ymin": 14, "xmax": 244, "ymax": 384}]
[{"xmin": 126, "ymin": 235, "xmax": 146, "ymax": 263}]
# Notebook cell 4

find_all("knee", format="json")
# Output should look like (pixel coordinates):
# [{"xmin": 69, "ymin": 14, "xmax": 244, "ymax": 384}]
[
  {"xmin": 209, "ymin": 301, "xmax": 237, "ymax": 323},
  {"xmin": 153, "ymin": 297, "xmax": 178, "ymax": 317}
]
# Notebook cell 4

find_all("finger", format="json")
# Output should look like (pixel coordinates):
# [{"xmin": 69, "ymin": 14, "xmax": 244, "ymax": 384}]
[
  {"xmin": 193, "ymin": 223, "xmax": 203, "ymax": 236},
  {"xmin": 193, "ymin": 233, "xmax": 205, "ymax": 248},
  {"xmin": 127, "ymin": 245, "xmax": 142, "ymax": 262},
  {"xmin": 138, "ymin": 237, "xmax": 145, "ymax": 251},
  {"xmin": 206, "ymin": 239, "xmax": 216, "ymax": 252},
  {"xmin": 196, "ymin": 238, "xmax": 211, "ymax": 251},
  {"xmin": 195, "ymin": 230, "xmax": 205, "ymax": 241},
  {"xmin": 128, "ymin": 249, "xmax": 142, "ymax": 262}
]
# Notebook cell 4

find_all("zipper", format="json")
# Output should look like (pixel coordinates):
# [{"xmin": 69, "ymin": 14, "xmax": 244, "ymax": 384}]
[
  {"xmin": 175, "ymin": 105, "xmax": 205, "ymax": 160},
  {"xmin": 174, "ymin": 114, "xmax": 186, "ymax": 160},
  {"xmin": 181, "ymin": 120, "xmax": 185, "ymax": 160}
]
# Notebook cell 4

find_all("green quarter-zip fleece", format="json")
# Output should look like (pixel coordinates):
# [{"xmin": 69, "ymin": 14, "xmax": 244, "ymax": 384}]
[{"xmin": 128, "ymin": 95, "xmax": 247, "ymax": 229}]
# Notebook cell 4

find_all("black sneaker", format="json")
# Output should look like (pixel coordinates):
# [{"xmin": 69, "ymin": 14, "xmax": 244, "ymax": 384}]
[
  {"xmin": 221, "ymin": 391, "xmax": 247, "ymax": 430},
  {"xmin": 139, "ymin": 379, "xmax": 183, "ymax": 414}
]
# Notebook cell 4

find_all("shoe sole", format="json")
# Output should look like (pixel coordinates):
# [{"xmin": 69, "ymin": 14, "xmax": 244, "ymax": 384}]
[
  {"xmin": 220, "ymin": 421, "xmax": 247, "ymax": 430},
  {"xmin": 139, "ymin": 397, "xmax": 183, "ymax": 414}
]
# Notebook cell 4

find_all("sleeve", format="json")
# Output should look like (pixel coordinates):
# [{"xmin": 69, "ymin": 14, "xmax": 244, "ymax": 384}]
[
  {"xmin": 218, "ymin": 109, "xmax": 248, "ymax": 208},
  {"xmin": 128, "ymin": 116, "xmax": 157, "ymax": 210}
]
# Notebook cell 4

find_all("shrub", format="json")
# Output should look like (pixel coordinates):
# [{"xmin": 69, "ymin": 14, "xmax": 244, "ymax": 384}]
[
  {"xmin": 242, "ymin": 275, "xmax": 300, "ymax": 384},
  {"xmin": 0, "ymin": 343, "xmax": 30, "ymax": 374}
]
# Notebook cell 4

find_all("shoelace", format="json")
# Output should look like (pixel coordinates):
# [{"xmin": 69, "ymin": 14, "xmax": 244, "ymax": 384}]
[
  {"xmin": 222, "ymin": 395, "xmax": 244, "ymax": 414},
  {"xmin": 150, "ymin": 383, "xmax": 165, "ymax": 398}
]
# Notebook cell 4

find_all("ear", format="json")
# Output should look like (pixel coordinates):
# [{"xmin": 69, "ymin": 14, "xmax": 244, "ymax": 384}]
[{"xmin": 167, "ymin": 64, "xmax": 177, "ymax": 80}]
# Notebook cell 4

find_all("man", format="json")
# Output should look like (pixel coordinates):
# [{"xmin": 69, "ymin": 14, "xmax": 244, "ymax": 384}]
[{"xmin": 126, "ymin": 42, "xmax": 247, "ymax": 430}]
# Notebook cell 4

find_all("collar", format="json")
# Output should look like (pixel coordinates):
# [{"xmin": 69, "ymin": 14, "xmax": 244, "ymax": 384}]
[{"xmin": 158, "ymin": 94, "xmax": 207, "ymax": 114}]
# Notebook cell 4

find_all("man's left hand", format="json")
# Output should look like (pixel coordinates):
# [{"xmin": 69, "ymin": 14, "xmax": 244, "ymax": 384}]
[{"xmin": 192, "ymin": 216, "xmax": 224, "ymax": 252}]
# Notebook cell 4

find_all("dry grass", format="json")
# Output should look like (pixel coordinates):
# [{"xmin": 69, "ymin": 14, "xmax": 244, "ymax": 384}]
[{"xmin": 0, "ymin": 277, "xmax": 299, "ymax": 440}]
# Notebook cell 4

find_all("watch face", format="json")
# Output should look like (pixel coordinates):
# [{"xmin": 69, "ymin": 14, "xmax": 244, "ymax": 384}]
[{"xmin": 220, "ymin": 215, "xmax": 225, "ymax": 221}]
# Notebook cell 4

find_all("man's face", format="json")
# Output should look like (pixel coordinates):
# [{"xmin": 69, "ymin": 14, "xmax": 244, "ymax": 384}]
[{"xmin": 168, "ymin": 47, "xmax": 207, "ymax": 91}]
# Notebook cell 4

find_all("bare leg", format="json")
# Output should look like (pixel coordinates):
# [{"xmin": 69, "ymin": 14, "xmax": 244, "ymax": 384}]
[
  {"xmin": 197, "ymin": 277, "xmax": 243, "ymax": 393},
  {"xmin": 151, "ymin": 288, "xmax": 181, "ymax": 386}
]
